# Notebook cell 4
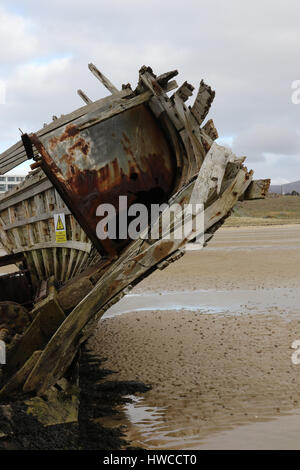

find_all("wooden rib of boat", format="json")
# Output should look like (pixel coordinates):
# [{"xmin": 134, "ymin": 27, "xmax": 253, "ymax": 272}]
[{"xmin": 0, "ymin": 169, "xmax": 93, "ymax": 291}]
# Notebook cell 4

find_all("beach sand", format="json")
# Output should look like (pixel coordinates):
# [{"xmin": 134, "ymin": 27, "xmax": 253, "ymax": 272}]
[{"xmin": 90, "ymin": 225, "xmax": 300, "ymax": 449}]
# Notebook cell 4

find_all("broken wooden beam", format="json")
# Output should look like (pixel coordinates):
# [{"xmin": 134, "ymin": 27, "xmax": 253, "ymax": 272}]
[
  {"xmin": 190, "ymin": 80, "xmax": 215, "ymax": 126},
  {"xmin": 202, "ymin": 119, "xmax": 219, "ymax": 141},
  {"xmin": 157, "ymin": 70, "xmax": 178, "ymax": 88},
  {"xmin": 0, "ymin": 350, "xmax": 42, "ymax": 397},
  {"xmin": 243, "ymin": 179, "xmax": 271, "ymax": 200},
  {"xmin": 173, "ymin": 81, "xmax": 194, "ymax": 102},
  {"xmin": 88, "ymin": 63, "xmax": 119, "ymax": 94},
  {"xmin": 5, "ymin": 284, "xmax": 65, "ymax": 378},
  {"xmin": 77, "ymin": 89, "xmax": 92, "ymax": 104}
]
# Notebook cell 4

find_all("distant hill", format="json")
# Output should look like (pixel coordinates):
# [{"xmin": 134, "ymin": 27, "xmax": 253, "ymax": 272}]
[{"xmin": 270, "ymin": 180, "xmax": 300, "ymax": 194}]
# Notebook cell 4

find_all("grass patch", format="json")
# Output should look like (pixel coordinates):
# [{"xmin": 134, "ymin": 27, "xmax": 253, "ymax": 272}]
[{"xmin": 225, "ymin": 195, "xmax": 300, "ymax": 226}]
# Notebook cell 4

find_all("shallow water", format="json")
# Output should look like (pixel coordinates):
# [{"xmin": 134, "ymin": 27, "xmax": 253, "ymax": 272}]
[
  {"xmin": 95, "ymin": 226, "xmax": 300, "ymax": 450},
  {"xmin": 122, "ymin": 397, "xmax": 300, "ymax": 450},
  {"xmin": 104, "ymin": 287, "xmax": 300, "ymax": 319},
  {"xmin": 196, "ymin": 412, "xmax": 300, "ymax": 450}
]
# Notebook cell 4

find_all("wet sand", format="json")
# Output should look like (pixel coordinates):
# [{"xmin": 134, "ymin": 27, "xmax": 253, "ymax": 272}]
[{"xmin": 90, "ymin": 225, "xmax": 300, "ymax": 449}]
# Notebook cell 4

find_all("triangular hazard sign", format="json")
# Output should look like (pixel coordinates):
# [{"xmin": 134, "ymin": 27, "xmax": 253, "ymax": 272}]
[{"xmin": 56, "ymin": 215, "xmax": 64, "ymax": 231}]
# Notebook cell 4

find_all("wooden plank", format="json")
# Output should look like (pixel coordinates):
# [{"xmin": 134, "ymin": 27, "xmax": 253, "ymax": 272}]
[
  {"xmin": 139, "ymin": 70, "xmax": 184, "ymax": 131},
  {"xmin": 6, "ymin": 289, "xmax": 65, "ymax": 377},
  {"xmin": 69, "ymin": 250, "xmax": 84, "ymax": 279},
  {"xmin": 12, "ymin": 240, "xmax": 91, "ymax": 254},
  {"xmin": 0, "ymin": 165, "xmax": 92, "ymax": 291},
  {"xmin": 78, "ymin": 90, "xmax": 153, "ymax": 131},
  {"xmin": 65, "ymin": 249, "xmax": 76, "ymax": 282},
  {"xmin": 156, "ymin": 70, "xmax": 178, "ymax": 87},
  {"xmin": 88, "ymin": 63, "xmax": 119, "ymax": 94},
  {"xmin": 77, "ymin": 89, "xmax": 92, "ymax": 104},
  {"xmin": 22, "ymin": 265, "xmax": 141, "ymax": 394},
  {"xmin": 57, "ymin": 276, "xmax": 94, "ymax": 311},
  {"xmin": 37, "ymin": 89, "xmax": 131, "ymax": 135},
  {"xmin": 0, "ymin": 351, "xmax": 42, "ymax": 397},
  {"xmin": 0, "ymin": 140, "xmax": 23, "ymax": 161},
  {"xmin": 243, "ymin": 179, "xmax": 271, "ymax": 200},
  {"xmin": 173, "ymin": 81, "xmax": 194, "ymax": 102},
  {"xmin": 0, "ymin": 154, "xmax": 34, "ymax": 174},
  {"xmin": 164, "ymin": 80, "xmax": 178, "ymax": 93},
  {"xmin": 189, "ymin": 143, "xmax": 237, "ymax": 205},
  {"xmin": 2, "ymin": 207, "xmax": 71, "ymax": 231},
  {"xmin": 0, "ymin": 88, "xmax": 133, "ymax": 174},
  {"xmin": 178, "ymin": 128, "xmax": 198, "ymax": 179},
  {"xmin": 23, "ymin": 198, "xmax": 41, "ymax": 283},
  {"xmin": 0, "ymin": 144, "xmax": 38, "ymax": 167},
  {"xmin": 8, "ymin": 207, "xmax": 23, "ymax": 253},
  {"xmin": 205, "ymin": 168, "xmax": 253, "ymax": 229},
  {"xmin": 202, "ymin": 119, "xmax": 219, "ymax": 141},
  {"xmin": 190, "ymin": 80, "xmax": 215, "ymax": 126},
  {"xmin": 0, "ymin": 73, "xmax": 176, "ymax": 175},
  {"xmin": 173, "ymin": 93, "xmax": 206, "ymax": 171},
  {"xmin": 60, "ymin": 247, "xmax": 68, "ymax": 282},
  {"xmin": 0, "ymin": 179, "xmax": 53, "ymax": 211},
  {"xmin": 2, "ymin": 88, "xmax": 131, "ymax": 159}
]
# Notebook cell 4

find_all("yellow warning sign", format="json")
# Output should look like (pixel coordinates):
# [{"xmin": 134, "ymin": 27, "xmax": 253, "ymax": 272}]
[
  {"xmin": 55, "ymin": 231, "xmax": 67, "ymax": 243},
  {"xmin": 54, "ymin": 213, "xmax": 67, "ymax": 244},
  {"xmin": 56, "ymin": 215, "xmax": 65, "ymax": 231}
]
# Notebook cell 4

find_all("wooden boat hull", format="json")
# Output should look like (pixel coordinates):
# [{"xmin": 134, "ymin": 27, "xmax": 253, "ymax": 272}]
[
  {"xmin": 30, "ymin": 103, "xmax": 179, "ymax": 256},
  {"xmin": 0, "ymin": 170, "xmax": 92, "ymax": 291},
  {"xmin": 0, "ymin": 64, "xmax": 270, "ymax": 400}
]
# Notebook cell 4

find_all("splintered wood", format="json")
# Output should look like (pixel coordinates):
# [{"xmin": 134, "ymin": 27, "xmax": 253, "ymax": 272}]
[{"xmin": 0, "ymin": 64, "xmax": 270, "ymax": 397}]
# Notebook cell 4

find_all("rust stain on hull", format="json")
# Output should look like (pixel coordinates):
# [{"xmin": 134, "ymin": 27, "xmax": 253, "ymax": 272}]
[{"xmin": 34, "ymin": 104, "xmax": 177, "ymax": 256}]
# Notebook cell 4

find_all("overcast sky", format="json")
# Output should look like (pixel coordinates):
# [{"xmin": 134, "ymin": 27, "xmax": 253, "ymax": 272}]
[{"xmin": 1, "ymin": 0, "xmax": 300, "ymax": 184}]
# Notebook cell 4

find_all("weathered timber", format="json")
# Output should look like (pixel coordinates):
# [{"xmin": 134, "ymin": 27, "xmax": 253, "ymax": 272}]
[
  {"xmin": 190, "ymin": 80, "xmax": 215, "ymax": 125},
  {"xmin": 0, "ymin": 88, "xmax": 133, "ymax": 174},
  {"xmin": 243, "ymin": 179, "xmax": 271, "ymax": 200},
  {"xmin": 0, "ymin": 170, "xmax": 93, "ymax": 289},
  {"xmin": 0, "ymin": 63, "xmax": 269, "ymax": 402},
  {"xmin": 77, "ymin": 89, "xmax": 92, "ymax": 104},
  {"xmin": 88, "ymin": 63, "xmax": 119, "ymax": 94},
  {"xmin": 173, "ymin": 81, "xmax": 194, "ymax": 102},
  {"xmin": 78, "ymin": 90, "xmax": 153, "ymax": 131},
  {"xmin": 5, "ymin": 284, "xmax": 65, "ymax": 379},
  {"xmin": 202, "ymin": 119, "xmax": 219, "ymax": 141},
  {"xmin": 0, "ymin": 351, "xmax": 42, "ymax": 397}
]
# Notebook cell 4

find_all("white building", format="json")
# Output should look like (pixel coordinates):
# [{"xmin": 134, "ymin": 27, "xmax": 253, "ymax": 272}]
[{"xmin": 0, "ymin": 175, "xmax": 26, "ymax": 194}]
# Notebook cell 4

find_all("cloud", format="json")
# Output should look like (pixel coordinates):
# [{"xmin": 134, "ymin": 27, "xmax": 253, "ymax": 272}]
[
  {"xmin": 1, "ymin": 0, "xmax": 300, "ymax": 181},
  {"xmin": 0, "ymin": 5, "xmax": 38, "ymax": 63},
  {"xmin": 0, "ymin": 56, "xmax": 75, "ymax": 148},
  {"xmin": 10, "ymin": 56, "xmax": 73, "ymax": 109},
  {"xmin": 271, "ymin": 177, "xmax": 290, "ymax": 185},
  {"xmin": 232, "ymin": 123, "xmax": 300, "ymax": 162}
]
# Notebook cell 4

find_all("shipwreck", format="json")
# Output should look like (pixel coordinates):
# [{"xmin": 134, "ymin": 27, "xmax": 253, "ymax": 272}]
[{"xmin": 0, "ymin": 64, "xmax": 270, "ymax": 445}]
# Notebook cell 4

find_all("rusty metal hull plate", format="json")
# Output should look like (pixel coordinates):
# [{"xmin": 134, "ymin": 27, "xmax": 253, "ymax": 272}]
[{"xmin": 35, "ymin": 104, "xmax": 177, "ymax": 255}]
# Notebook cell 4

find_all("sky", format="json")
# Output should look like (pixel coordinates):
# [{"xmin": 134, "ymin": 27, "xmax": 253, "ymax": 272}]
[{"xmin": 0, "ymin": 0, "xmax": 300, "ymax": 184}]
